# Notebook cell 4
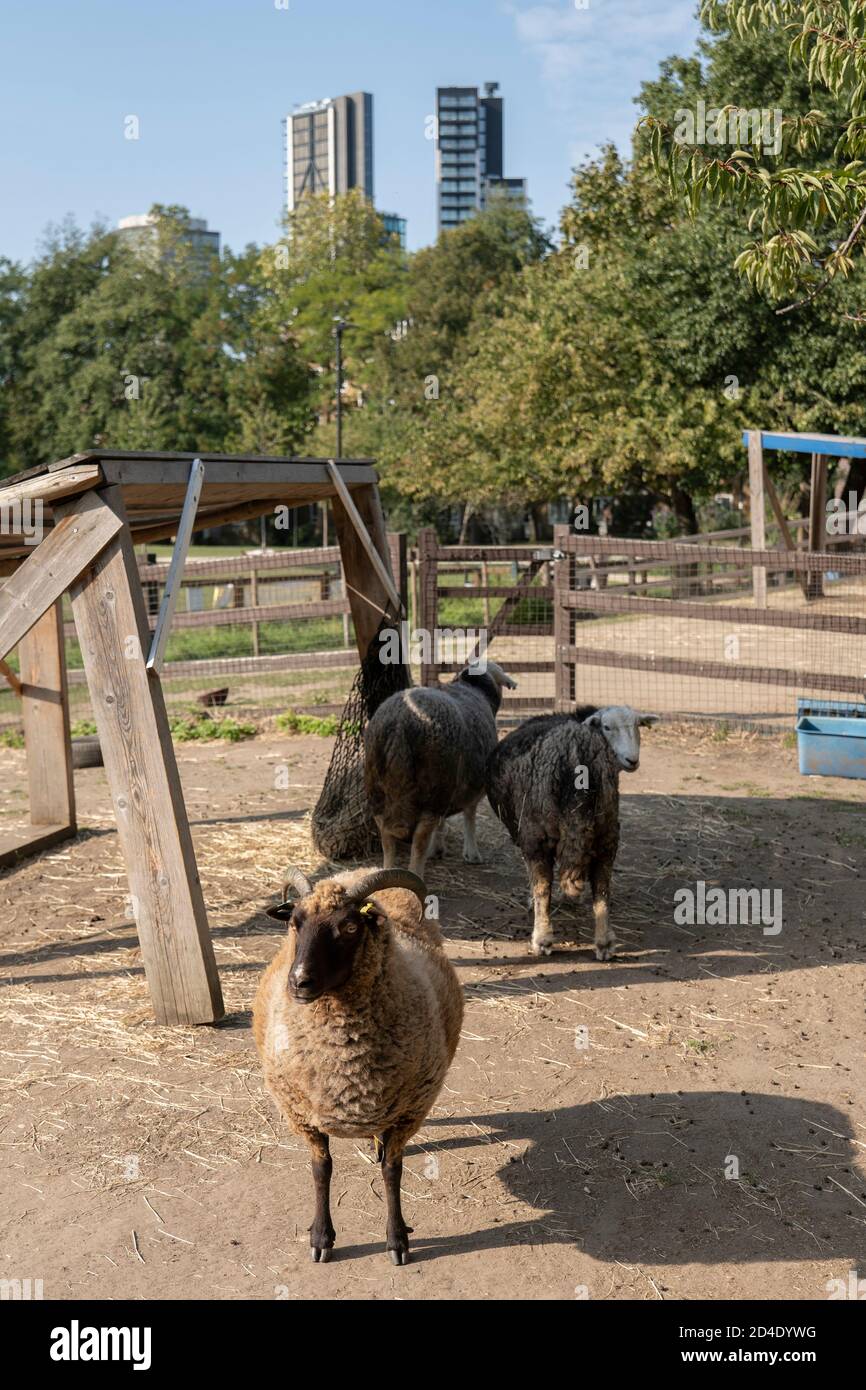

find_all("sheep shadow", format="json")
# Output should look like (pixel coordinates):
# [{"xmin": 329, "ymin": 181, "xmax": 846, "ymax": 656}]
[
  {"xmin": 431, "ymin": 791, "xmax": 866, "ymax": 990},
  {"xmin": 389, "ymin": 1089, "xmax": 865, "ymax": 1271}
]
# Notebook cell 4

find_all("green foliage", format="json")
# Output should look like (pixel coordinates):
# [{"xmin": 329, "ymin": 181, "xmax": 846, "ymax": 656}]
[
  {"xmin": 275, "ymin": 709, "xmax": 340, "ymax": 736},
  {"xmin": 0, "ymin": 206, "xmax": 314, "ymax": 475},
  {"xmin": 256, "ymin": 190, "xmax": 408, "ymax": 452},
  {"xmin": 169, "ymin": 714, "xmax": 257, "ymax": 742},
  {"xmin": 640, "ymin": 0, "xmax": 866, "ymax": 304},
  {"xmin": 70, "ymin": 719, "xmax": 98, "ymax": 737}
]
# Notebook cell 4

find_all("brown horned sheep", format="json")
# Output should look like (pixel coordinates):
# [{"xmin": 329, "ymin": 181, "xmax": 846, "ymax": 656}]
[{"xmin": 253, "ymin": 865, "xmax": 463, "ymax": 1265}]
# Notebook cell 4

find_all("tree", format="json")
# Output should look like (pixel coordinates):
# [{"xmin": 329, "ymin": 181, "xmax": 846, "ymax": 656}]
[
  {"xmin": 361, "ymin": 200, "xmax": 551, "ymax": 528},
  {"xmin": 640, "ymin": 0, "xmax": 866, "ymax": 307},
  {"xmin": 0, "ymin": 208, "xmax": 314, "ymax": 473},
  {"xmin": 255, "ymin": 191, "xmax": 407, "ymax": 454}
]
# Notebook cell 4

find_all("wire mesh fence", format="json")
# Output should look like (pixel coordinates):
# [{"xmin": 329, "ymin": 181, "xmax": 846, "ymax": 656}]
[
  {"xmin": 0, "ymin": 543, "xmax": 368, "ymax": 738},
  {"xmin": 414, "ymin": 529, "xmax": 557, "ymax": 718},
  {"xmin": 4, "ymin": 521, "xmax": 865, "ymax": 743},
  {"xmin": 555, "ymin": 527, "xmax": 866, "ymax": 731}
]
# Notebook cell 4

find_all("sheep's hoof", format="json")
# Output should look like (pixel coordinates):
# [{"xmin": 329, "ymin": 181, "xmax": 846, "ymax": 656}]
[
  {"xmin": 309, "ymin": 1221, "xmax": 336, "ymax": 1262},
  {"xmin": 386, "ymin": 1222, "xmax": 412, "ymax": 1265},
  {"xmin": 530, "ymin": 937, "xmax": 554, "ymax": 958},
  {"xmin": 462, "ymin": 847, "xmax": 483, "ymax": 863},
  {"xmin": 594, "ymin": 938, "xmax": 618, "ymax": 962}
]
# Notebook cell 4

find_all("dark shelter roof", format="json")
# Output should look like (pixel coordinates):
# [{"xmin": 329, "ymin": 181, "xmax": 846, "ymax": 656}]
[{"xmin": 0, "ymin": 451, "xmax": 378, "ymax": 564}]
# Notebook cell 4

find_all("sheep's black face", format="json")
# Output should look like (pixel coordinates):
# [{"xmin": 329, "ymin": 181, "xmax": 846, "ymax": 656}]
[{"xmin": 287, "ymin": 902, "xmax": 374, "ymax": 1003}]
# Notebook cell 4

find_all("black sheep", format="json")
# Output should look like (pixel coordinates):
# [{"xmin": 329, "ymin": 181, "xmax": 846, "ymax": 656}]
[
  {"xmin": 364, "ymin": 660, "xmax": 517, "ymax": 876},
  {"xmin": 487, "ymin": 705, "xmax": 659, "ymax": 959}
]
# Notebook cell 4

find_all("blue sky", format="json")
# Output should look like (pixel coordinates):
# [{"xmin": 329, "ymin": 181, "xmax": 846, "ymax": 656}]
[{"xmin": 1, "ymin": 0, "xmax": 700, "ymax": 264}]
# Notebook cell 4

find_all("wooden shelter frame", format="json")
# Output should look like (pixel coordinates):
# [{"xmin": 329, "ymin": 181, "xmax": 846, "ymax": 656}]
[
  {"xmin": 744, "ymin": 429, "xmax": 866, "ymax": 605},
  {"xmin": 0, "ymin": 451, "xmax": 399, "ymax": 1024}
]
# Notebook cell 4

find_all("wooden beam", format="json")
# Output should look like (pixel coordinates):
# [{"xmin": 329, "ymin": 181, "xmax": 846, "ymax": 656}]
[
  {"xmin": 326, "ymin": 463, "xmax": 402, "ymax": 615},
  {"xmin": 747, "ymin": 429, "xmax": 767, "ymax": 608},
  {"xmin": 564, "ymin": 588, "xmax": 866, "ymax": 634},
  {"xmin": 19, "ymin": 600, "xmax": 76, "ymax": 831},
  {"xmin": 807, "ymin": 453, "xmax": 829, "ymax": 600},
  {"xmin": 553, "ymin": 524, "xmax": 572, "ymax": 712},
  {"xmin": 564, "ymin": 644, "xmax": 866, "ymax": 695},
  {"xmin": 0, "ymin": 823, "xmax": 77, "ymax": 870},
  {"xmin": 416, "ymin": 527, "xmax": 439, "ymax": 687},
  {"xmin": 762, "ymin": 460, "xmax": 809, "ymax": 599},
  {"xmin": 0, "ymin": 658, "xmax": 22, "ymax": 697},
  {"xmin": 62, "ymin": 596, "xmax": 348, "ymax": 641},
  {"xmin": 0, "ymin": 463, "xmax": 103, "ymax": 511},
  {"xmin": 54, "ymin": 487, "xmax": 224, "ymax": 1027},
  {"xmin": 563, "ymin": 535, "xmax": 855, "ymax": 570},
  {"xmin": 127, "ymin": 494, "xmax": 337, "ymax": 546},
  {"xmin": 147, "ymin": 458, "xmax": 205, "ymax": 674},
  {"xmin": 331, "ymin": 479, "xmax": 400, "ymax": 658},
  {"xmin": 0, "ymin": 491, "xmax": 124, "ymax": 661}
]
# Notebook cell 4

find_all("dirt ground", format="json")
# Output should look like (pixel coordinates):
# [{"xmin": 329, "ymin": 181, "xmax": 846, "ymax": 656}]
[{"xmin": 1, "ymin": 726, "xmax": 864, "ymax": 1302}]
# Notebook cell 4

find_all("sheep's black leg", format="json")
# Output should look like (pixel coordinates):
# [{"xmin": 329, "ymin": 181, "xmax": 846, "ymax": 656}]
[
  {"xmin": 306, "ymin": 1130, "xmax": 336, "ymax": 1262},
  {"xmin": 590, "ymin": 860, "xmax": 617, "ymax": 961},
  {"xmin": 381, "ymin": 1130, "xmax": 413, "ymax": 1265}
]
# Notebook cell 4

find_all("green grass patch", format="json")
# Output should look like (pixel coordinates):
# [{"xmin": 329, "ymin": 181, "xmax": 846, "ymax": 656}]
[
  {"xmin": 169, "ymin": 714, "xmax": 258, "ymax": 742},
  {"xmin": 70, "ymin": 719, "xmax": 98, "ymax": 737},
  {"xmin": 276, "ymin": 709, "xmax": 340, "ymax": 737},
  {"xmin": 0, "ymin": 729, "xmax": 24, "ymax": 748}
]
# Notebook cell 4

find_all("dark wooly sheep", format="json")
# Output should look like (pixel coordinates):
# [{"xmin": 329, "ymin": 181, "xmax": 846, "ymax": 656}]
[
  {"xmin": 364, "ymin": 659, "xmax": 517, "ymax": 877},
  {"xmin": 487, "ymin": 705, "xmax": 660, "ymax": 960}
]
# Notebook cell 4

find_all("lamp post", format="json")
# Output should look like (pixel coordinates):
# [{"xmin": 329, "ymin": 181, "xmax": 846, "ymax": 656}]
[{"xmin": 333, "ymin": 316, "xmax": 355, "ymax": 459}]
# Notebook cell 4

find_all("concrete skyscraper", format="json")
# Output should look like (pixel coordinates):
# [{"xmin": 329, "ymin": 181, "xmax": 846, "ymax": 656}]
[
  {"xmin": 284, "ymin": 92, "xmax": 373, "ymax": 212},
  {"xmin": 435, "ymin": 81, "xmax": 526, "ymax": 232}
]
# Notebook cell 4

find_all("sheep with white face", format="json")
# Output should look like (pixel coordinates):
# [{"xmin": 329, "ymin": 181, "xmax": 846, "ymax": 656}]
[{"xmin": 487, "ymin": 704, "xmax": 660, "ymax": 959}]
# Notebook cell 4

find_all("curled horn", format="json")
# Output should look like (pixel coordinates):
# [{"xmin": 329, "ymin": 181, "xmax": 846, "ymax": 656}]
[
  {"xmin": 281, "ymin": 867, "xmax": 313, "ymax": 901},
  {"xmin": 347, "ymin": 868, "xmax": 427, "ymax": 910}
]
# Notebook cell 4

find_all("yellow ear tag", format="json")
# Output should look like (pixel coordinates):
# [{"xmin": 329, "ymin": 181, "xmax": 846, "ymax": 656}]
[{"xmin": 359, "ymin": 901, "xmax": 375, "ymax": 916}]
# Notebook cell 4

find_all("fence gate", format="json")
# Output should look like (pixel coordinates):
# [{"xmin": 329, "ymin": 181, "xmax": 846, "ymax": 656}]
[{"xmin": 552, "ymin": 525, "xmax": 866, "ymax": 730}]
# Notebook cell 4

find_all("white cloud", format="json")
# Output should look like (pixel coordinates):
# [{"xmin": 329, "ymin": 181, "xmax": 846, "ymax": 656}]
[{"xmin": 508, "ymin": 1, "xmax": 698, "ymax": 104}]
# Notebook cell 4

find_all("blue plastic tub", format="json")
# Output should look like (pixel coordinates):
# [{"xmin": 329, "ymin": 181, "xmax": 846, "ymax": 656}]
[{"xmin": 796, "ymin": 698, "xmax": 866, "ymax": 779}]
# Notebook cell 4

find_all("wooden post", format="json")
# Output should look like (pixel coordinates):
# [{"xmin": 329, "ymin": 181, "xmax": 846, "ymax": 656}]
[
  {"xmin": 553, "ymin": 525, "xmax": 572, "ymax": 712},
  {"xmin": 0, "ymin": 657, "xmax": 22, "ymax": 697},
  {"xmin": 19, "ymin": 600, "xmax": 75, "ymax": 832},
  {"xmin": 0, "ymin": 492, "xmax": 123, "ymax": 661},
  {"xmin": 331, "ymin": 480, "xmax": 399, "ymax": 658},
  {"xmin": 747, "ymin": 430, "xmax": 767, "ymax": 608},
  {"xmin": 807, "ymin": 453, "xmax": 828, "ymax": 600},
  {"xmin": 410, "ymin": 554, "xmax": 419, "ymax": 641},
  {"xmin": 416, "ymin": 527, "xmax": 439, "ymax": 687},
  {"xmin": 54, "ymin": 487, "xmax": 223, "ymax": 1027},
  {"xmin": 387, "ymin": 531, "xmax": 408, "ymax": 616},
  {"xmin": 250, "ymin": 566, "xmax": 260, "ymax": 658},
  {"xmin": 763, "ymin": 459, "xmax": 809, "ymax": 598},
  {"xmin": 481, "ymin": 557, "xmax": 491, "ymax": 627}
]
